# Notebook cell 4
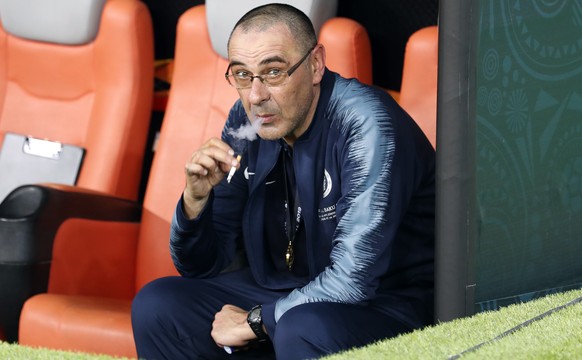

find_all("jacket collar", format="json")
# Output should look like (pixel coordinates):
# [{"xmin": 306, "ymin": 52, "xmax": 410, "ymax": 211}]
[{"xmin": 293, "ymin": 68, "xmax": 335, "ymax": 145}]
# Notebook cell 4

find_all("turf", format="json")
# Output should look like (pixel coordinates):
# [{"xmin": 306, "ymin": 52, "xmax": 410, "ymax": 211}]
[
  {"xmin": 2, "ymin": 288, "xmax": 581, "ymax": 359},
  {"xmin": 325, "ymin": 288, "xmax": 582, "ymax": 359},
  {"xmin": 0, "ymin": 342, "xmax": 126, "ymax": 359}
]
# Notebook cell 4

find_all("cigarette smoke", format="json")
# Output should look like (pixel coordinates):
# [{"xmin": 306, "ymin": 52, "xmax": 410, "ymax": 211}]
[
  {"xmin": 227, "ymin": 118, "xmax": 264, "ymax": 154},
  {"xmin": 227, "ymin": 118, "xmax": 264, "ymax": 141}
]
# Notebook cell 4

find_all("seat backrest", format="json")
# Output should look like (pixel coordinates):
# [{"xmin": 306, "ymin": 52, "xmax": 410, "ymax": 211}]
[
  {"xmin": 0, "ymin": 0, "xmax": 153, "ymax": 200},
  {"xmin": 398, "ymin": 26, "xmax": 438, "ymax": 149},
  {"xmin": 134, "ymin": 1, "xmax": 373, "ymax": 291}
]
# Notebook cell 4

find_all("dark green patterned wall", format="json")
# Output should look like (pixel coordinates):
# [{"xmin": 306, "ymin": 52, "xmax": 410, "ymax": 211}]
[{"xmin": 475, "ymin": 0, "xmax": 582, "ymax": 311}]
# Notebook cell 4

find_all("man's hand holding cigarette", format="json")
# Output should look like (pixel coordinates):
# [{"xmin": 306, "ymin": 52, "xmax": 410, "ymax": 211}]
[{"xmin": 182, "ymin": 137, "xmax": 240, "ymax": 219}]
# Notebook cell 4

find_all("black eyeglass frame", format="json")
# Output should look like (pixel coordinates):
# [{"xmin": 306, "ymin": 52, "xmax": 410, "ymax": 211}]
[{"xmin": 224, "ymin": 45, "xmax": 316, "ymax": 89}]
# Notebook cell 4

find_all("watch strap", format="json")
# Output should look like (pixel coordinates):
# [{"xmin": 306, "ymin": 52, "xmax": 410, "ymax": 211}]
[{"xmin": 247, "ymin": 305, "xmax": 268, "ymax": 340}]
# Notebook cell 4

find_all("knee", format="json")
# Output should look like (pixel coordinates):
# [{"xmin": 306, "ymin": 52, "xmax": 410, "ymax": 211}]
[
  {"xmin": 131, "ymin": 277, "xmax": 180, "ymax": 331},
  {"xmin": 272, "ymin": 304, "xmax": 333, "ymax": 356}
]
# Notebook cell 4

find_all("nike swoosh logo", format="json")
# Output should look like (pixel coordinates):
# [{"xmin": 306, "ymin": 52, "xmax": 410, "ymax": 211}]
[{"xmin": 244, "ymin": 167, "xmax": 254, "ymax": 180}]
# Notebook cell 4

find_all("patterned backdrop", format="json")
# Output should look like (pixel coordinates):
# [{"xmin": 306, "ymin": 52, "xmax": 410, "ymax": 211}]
[{"xmin": 474, "ymin": 0, "xmax": 582, "ymax": 311}]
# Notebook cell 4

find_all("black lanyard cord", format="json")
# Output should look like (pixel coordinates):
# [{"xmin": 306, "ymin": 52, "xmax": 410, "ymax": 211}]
[{"xmin": 282, "ymin": 149, "xmax": 301, "ymax": 271}]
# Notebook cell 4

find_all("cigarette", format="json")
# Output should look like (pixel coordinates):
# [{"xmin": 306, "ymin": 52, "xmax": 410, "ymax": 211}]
[{"xmin": 226, "ymin": 155, "xmax": 241, "ymax": 183}]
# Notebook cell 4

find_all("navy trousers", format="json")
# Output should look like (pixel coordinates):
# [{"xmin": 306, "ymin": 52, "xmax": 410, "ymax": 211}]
[{"xmin": 131, "ymin": 269, "xmax": 411, "ymax": 360}]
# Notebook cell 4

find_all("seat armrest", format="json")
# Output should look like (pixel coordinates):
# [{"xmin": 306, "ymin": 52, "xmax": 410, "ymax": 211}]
[
  {"xmin": 0, "ymin": 184, "xmax": 140, "ymax": 263},
  {"xmin": 0, "ymin": 184, "xmax": 141, "ymax": 342}
]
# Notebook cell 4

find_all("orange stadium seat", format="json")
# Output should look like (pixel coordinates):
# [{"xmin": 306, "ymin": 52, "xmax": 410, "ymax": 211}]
[
  {"xmin": 398, "ymin": 26, "xmax": 439, "ymax": 148},
  {"xmin": 0, "ymin": 0, "xmax": 153, "ymax": 343},
  {"xmin": 17, "ymin": 1, "xmax": 372, "ymax": 358},
  {"xmin": 0, "ymin": 0, "xmax": 153, "ymax": 201}
]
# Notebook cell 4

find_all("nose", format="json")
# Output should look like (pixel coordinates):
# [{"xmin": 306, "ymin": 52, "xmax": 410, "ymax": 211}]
[{"xmin": 247, "ymin": 77, "xmax": 270, "ymax": 105}]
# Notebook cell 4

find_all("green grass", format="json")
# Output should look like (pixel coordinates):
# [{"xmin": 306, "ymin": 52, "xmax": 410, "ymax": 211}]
[
  {"xmin": 0, "ymin": 342, "xmax": 124, "ymax": 359},
  {"xmin": 326, "ymin": 288, "xmax": 582, "ymax": 359},
  {"xmin": 2, "ymin": 289, "xmax": 582, "ymax": 359}
]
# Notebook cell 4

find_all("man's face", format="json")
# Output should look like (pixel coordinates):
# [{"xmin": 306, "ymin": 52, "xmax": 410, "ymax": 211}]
[{"xmin": 227, "ymin": 24, "xmax": 323, "ymax": 144}]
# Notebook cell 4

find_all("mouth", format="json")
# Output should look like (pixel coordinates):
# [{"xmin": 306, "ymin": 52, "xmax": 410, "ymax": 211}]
[{"xmin": 254, "ymin": 114, "xmax": 274, "ymax": 125}]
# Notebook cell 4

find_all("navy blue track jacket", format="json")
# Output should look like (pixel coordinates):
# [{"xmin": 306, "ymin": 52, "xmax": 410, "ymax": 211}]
[{"xmin": 171, "ymin": 69, "xmax": 435, "ymax": 335}]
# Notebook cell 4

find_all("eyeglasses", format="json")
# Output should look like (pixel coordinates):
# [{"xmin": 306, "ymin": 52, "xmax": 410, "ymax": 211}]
[{"xmin": 225, "ymin": 46, "xmax": 315, "ymax": 89}]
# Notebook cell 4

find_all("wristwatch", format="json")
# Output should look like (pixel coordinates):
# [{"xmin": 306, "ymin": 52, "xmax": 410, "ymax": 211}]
[{"xmin": 247, "ymin": 305, "xmax": 268, "ymax": 341}]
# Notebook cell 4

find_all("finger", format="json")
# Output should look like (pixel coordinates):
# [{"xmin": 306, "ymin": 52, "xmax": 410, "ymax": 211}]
[
  {"xmin": 194, "ymin": 151, "xmax": 238, "ymax": 176},
  {"xmin": 187, "ymin": 151, "xmax": 222, "ymax": 176},
  {"xmin": 205, "ymin": 137, "xmax": 235, "ymax": 155},
  {"xmin": 185, "ymin": 162, "xmax": 209, "ymax": 177},
  {"xmin": 200, "ymin": 138, "xmax": 239, "ymax": 171}
]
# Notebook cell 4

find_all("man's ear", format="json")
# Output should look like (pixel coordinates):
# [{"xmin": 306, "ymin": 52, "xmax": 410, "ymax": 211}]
[{"xmin": 311, "ymin": 44, "xmax": 326, "ymax": 84}]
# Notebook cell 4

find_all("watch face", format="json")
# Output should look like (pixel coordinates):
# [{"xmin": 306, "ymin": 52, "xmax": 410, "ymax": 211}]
[
  {"xmin": 248, "ymin": 306, "xmax": 266, "ymax": 340},
  {"xmin": 249, "ymin": 307, "xmax": 261, "ymax": 322}
]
